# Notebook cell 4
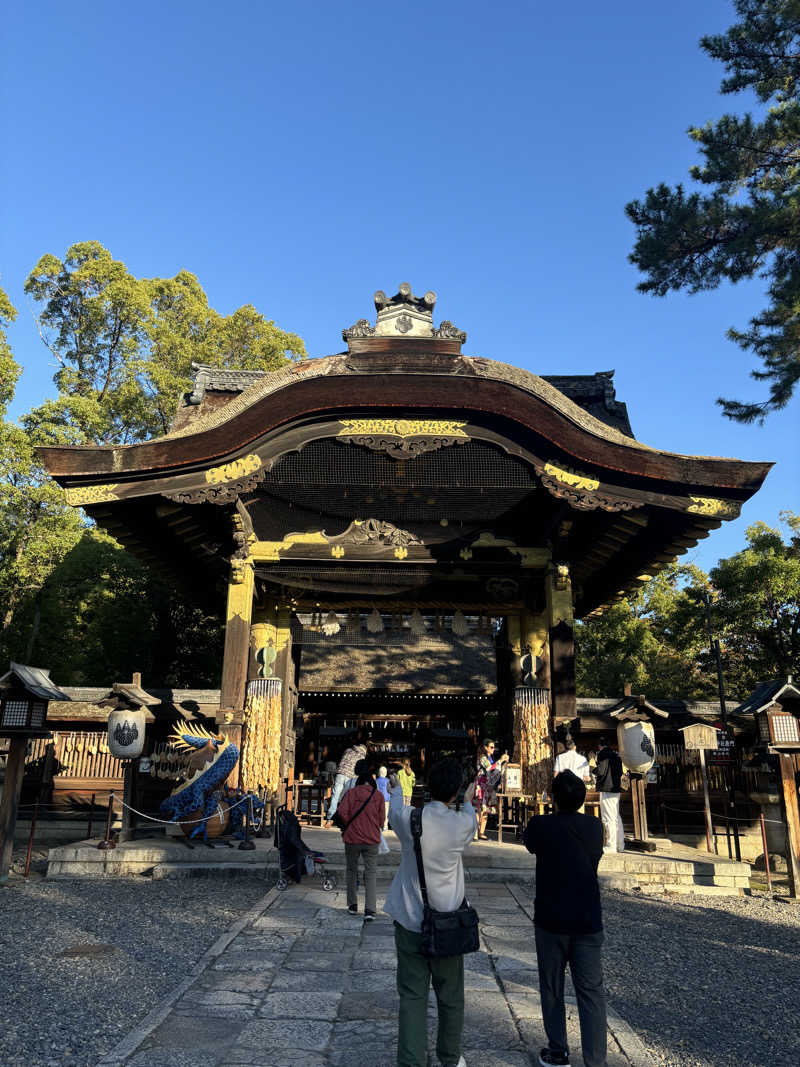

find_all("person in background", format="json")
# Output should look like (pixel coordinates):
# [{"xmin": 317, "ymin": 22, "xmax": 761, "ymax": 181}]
[
  {"xmin": 523, "ymin": 770, "xmax": 608, "ymax": 1067},
  {"xmin": 326, "ymin": 733, "xmax": 367, "ymax": 824},
  {"xmin": 397, "ymin": 758, "xmax": 416, "ymax": 806},
  {"xmin": 594, "ymin": 737, "xmax": 625, "ymax": 853},
  {"xmin": 377, "ymin": 764, "xmax": 391, "ymax": 829},
  {"xmin": 473, "ymin": 738, "xmax": 508, "ymax": 840},
  {"xmin": 553, "ymin": 735, "xmax": 591, "ymax": 782},
  {"xmin": 337, "ymin": 758, "xmax": 384, "ymax": 920},
  {"xmin": 385, "ymin": 759, "xmax": 477, "ymax": 1067}
]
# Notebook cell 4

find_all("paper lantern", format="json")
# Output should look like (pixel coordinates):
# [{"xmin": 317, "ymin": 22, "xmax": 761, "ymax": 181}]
[
  {"xmin": 107, "ymin": 708, "xmax": 146, "ymax": 759},
  {"xmin": 617, "ymin": 720, "xmax": 655, "ymax": 774}
]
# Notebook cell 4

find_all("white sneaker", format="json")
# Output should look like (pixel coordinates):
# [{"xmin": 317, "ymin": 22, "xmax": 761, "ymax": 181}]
[{"xmin": 440, "ymin": 1058, "xmax": 467, "ymax": 1067}]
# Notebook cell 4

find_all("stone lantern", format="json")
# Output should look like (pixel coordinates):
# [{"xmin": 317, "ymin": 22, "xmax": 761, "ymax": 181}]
[
  {"xmin": 0, "ymin": 663, "xmax": 68, "ymax": 881},
  {"xmin": 735, "ymin": 677, "xmax": 800, "ymax": 898}
]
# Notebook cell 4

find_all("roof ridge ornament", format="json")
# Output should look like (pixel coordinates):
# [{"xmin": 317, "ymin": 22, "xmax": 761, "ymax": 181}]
[{"xmin": 342, "ymin": 283, "xmax": 466, "ymax": 345}]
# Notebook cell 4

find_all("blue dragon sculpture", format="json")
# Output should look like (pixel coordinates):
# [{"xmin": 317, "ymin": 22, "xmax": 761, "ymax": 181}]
[{"xmin": 159, "ymin": 725, "xmax": 263, "ymax": 847}]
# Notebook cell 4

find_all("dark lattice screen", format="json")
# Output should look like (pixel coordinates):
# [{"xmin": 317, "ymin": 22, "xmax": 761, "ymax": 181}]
[{"xmin": 263, "ymin": 440, "xmax": 537, "ymax": 489}]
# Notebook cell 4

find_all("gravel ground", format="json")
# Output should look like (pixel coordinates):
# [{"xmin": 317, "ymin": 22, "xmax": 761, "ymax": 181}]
[
  {"xmin": 602, "ymin": 889, "xmax": 800, "ymax": 1067},
  {"xmin": 3, "ymin": 837, "xmax": 799, "ymax": 1067},
  {"xmin": 0, "ymin": 861, "xmax": 268, "ymax": 1067}
]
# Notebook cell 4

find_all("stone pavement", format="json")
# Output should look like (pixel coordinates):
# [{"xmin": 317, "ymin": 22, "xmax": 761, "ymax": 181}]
[{"xmin": 96, "ymin": 882, "xmax": 652, "ymax": 1067}]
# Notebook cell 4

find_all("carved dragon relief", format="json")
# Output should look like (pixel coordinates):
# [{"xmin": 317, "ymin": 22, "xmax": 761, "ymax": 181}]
[
  {"xmin": 337, "ymin": 418, "xmax": 469, "ymax": 459},
  {"xmin": 251, "ymin": 519, "xmax": 424, "ymax": 562}
]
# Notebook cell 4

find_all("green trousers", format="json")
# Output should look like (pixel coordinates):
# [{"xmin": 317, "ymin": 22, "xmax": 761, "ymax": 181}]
[{"xmin": 394, "ymin": 921, "xmax": 464, "ymax": 1067}]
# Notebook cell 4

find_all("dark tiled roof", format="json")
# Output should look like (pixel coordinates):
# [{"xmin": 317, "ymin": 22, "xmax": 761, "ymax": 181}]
[
  {"xmin": 175, "ymin": 363, "xmax": 634, "ymax": 438},
  {"xmin": 733, "ymin": 679, "xmax": 800, "ymax": 717},
  {"xmin": 0, "ymin": 663, "xmax": 69, "ymax": 701}
]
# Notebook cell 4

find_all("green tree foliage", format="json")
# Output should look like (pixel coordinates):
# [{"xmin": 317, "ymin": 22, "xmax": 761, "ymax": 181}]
[
  {"xmin": 626, "ymin": 0, "xmax": 800, "ymax": 422},
  {"xmin": 576, "ymin": 518, "xmax": 800, "ymax": 699},
  {"xmin": 711, "ymin": 513, "xmax": 800, "ymax": 691},
  {"xmin": 2, "ymin": 245, "xmax": 305, "ymax": 680},
  {"xmin": 6, "ymin": 529, "xmax": 224, "ymax": 686},
  {"xmin": 0, "ymin": 286, "xmax": 85, "ymax": 660},
  {"xmin": 25, "ymin": 241, "xmax": 306, "ymax": 443},
  {"xmin": 576, "ymin": 565, "xmax": 714, "ymax": 699}
]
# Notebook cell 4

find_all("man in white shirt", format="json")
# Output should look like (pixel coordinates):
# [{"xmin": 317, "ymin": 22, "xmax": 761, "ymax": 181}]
[
  {"xmin": 385, "ymin": 760, "xmax": 476, "ymax": 1067},
  {"xmin": 553, "ymin": 735, "xmax": 591, "ymax": 782}
]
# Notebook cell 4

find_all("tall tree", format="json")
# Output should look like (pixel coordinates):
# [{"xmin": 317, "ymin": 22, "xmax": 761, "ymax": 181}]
[
  {"xmin": 0, "ymin": 286, "xmax": 85, "ymax": 660},
  {"xmin": 25, "ymin": 241, "xmax": 306, "ymax": 443},
  {"xmin": 711, "ymin": 514, "xmax": 800, "ymax": 692},
  {"xmin": 576, "ymin": 565, "xmax": 714, "ymax": 699},
  {"xmin": 626, "ymin": 0, "xmax": 800, "ymax": 422}
]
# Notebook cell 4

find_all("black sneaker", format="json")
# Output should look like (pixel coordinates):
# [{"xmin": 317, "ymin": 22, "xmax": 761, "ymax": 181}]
[
  {"xmin": 364, "ymin": 911, "xmax": 376, "ymax": 922},
  {"xmin": 539, "ymin": 1050, "xmax": 570, "ymax": 1067},
  {"xmin": 347, "ymin": 904, "xmax": 359, "ymax": 916}
]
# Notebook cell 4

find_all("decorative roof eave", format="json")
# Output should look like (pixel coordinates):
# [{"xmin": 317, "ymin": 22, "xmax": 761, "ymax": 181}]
[{"xmin": 38, "ymin": 357, "xmax": 772, "ymax": 501}]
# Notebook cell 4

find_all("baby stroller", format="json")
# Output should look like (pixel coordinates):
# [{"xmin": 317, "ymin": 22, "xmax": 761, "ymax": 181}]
[{"xmin": 273, "ymin": 804, "xmax": 337, "ymax": 892}]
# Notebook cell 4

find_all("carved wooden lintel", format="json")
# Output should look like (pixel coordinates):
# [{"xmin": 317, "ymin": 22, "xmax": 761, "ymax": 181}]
[
  {"xmin": 539, "ymin": 468, "xmax": 640, "ymax": 513},
  {"xmin": 163, "ymin": 468, "xmax": 266, "ymax": 505}
]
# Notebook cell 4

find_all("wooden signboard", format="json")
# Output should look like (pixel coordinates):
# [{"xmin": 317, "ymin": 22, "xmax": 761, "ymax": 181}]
[
  {"xmin": 680, "ymin": 724, "xmax": 717, "ymax": 852},
  {"xmin": 503, "ymin": 763, "xmax": 522, "ymax": 794},
  {"xmin": 681, "ymin": 723, "xmax": 719, "ymax": 750}
]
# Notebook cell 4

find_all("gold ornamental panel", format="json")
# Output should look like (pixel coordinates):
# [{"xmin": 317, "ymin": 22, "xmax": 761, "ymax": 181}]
[
  {"xmin": 337, "ymin": 418, "xmax": 468, "ymax": 439},
  {"xmin": 542, "ymin": 462, "xmax": 600, "ymax": 492},
  {"xmin": 687, "ymin": 496, "xmax": 741, "ymax": 519},
  {"xmin": 205, "ymin": 453, "xmax": 262, "ymax": 486},
  {"xmin": 64, "ymin": 484, "xmax": 119, "ymax": 506}
]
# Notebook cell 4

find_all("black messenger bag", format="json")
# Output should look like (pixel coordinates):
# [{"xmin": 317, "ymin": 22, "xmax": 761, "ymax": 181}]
[{"xmin": 410, "ymin": 807, "xmax": 480, "ymax": 958}]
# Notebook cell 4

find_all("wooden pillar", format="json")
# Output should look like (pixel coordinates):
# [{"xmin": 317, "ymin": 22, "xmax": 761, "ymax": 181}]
[
  {"xmin": 546, "ymin": 564, "xmax": 576, "ymax": 724},
  {"xmin": 219, "ymin": 557, "xmax": 255, "ymax": 718},
  {"xmin": 0, "ymin": 736, "xmax": 27, "ymax": 881},
  {"xmin": 777, "ymin": 752, "xmax": 800, "ymax": 898}
]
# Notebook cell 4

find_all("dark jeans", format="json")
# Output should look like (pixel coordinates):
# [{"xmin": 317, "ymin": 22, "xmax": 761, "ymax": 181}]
[
  {"xmin": 394, "ymin": 921, "xmax": 464, "ymax": 1067},
  {"xmin": 534, "ymin": 926, "xmax": 607, "ymax": 1067},
  {"xmin": 344, "ymin": 842, "xmax": 377, "ymax": 913}
]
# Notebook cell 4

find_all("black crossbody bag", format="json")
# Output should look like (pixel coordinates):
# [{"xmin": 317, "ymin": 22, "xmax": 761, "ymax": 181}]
[
  {"xmin": 331, "ymin": 784, "xmax": 376, "ymax": 832},
  {"xmin": 410, "ymin": 807, "xmax": 480, "ymax": 958}
]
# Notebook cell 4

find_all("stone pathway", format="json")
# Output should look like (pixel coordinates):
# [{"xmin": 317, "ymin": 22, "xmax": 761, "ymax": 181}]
[{"xmin": 96, "ymin": 882, "xmax": 651, "ymax": 1067}]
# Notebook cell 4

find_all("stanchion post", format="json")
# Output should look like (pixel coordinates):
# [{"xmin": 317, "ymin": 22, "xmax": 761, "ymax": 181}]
[
  {"xmin": 86, "ymin": 792, "xmax": 95, "ymax": 840},
  {"xmin": 759, "ymin": 812, "xmax": 772, "ymax": 894},
  {"xmin": 239, "ymin": 794, "xmax": 256, "ymax": 851},
  {"xmin": 24, "ymin": 799, "xmax": 39, "ymax": 877},
  {"xmin": 97, "ymin": 790, "xmax": 116, "ymax": 850}
]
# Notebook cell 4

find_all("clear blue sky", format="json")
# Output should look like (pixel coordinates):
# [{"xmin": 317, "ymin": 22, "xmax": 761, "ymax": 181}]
[{"xmin": 2, "ymin": 1, "xmax": 797, "ymax": 572}]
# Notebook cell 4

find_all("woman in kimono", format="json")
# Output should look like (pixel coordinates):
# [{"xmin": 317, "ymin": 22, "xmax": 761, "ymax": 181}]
[{"xmin": 473, "ymin": 738, "xmax": 509, "ymax": 840}]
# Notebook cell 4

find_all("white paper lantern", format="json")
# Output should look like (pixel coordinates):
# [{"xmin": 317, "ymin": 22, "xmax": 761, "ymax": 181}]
[
  {"xmin": 107, "ymin": 708, "xmax": 146, "ymax": 759},
  {"xmin": 617, "ymin": 721, "xmax": 655, "ymax": 774}
]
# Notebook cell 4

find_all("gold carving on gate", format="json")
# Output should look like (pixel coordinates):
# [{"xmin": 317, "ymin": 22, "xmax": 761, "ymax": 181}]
[
  {"xmin": 337, "ymin": 419, "xmax": 469, "ymax": 459},
  {"xmin": 205, "ymin": 453, "xmax": 262, "ymax": 485},
  {"xmin": 543, "ymin": 463, "xmax": 600, "ymax": 492},
  {"xmin": 338, "ymin": 419, "xmax": 468, "ymax": 438},
  {"xmin": 252, "ymin": 531, "xmax": 329, "ymax": 561},
  {"xmin": 687, "ymin": 496, "xmax": 740, "ymax": 519},
  {"xmin": 65, "ymin": 484, "xmax": 120, "ymax": 506}
]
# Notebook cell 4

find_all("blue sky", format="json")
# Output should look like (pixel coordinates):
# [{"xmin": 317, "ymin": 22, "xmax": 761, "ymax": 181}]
[{"xmin": 2, "ymin": 1, "xmax": 797, "ymax": 571}]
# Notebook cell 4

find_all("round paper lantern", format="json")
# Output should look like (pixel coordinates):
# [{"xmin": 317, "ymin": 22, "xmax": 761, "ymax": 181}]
[
  {"xmin": 107, "ymin": 708, "xmax": 146, "ymax": 759},
  {"xmin": 617, "ymin": 721, "xmax": 655, "ymax": 774}
]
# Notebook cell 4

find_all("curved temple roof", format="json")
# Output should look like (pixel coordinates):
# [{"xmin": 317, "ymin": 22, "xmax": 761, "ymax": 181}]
[{"xmin": 38, "ymin": 285, "xmax": 772, "ymax": 616}]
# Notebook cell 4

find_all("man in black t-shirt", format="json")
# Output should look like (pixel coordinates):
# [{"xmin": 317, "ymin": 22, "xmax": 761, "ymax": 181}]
[{"xmin": 523, "ymin": 771, "xmax": 607, "ymax": 1067}]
